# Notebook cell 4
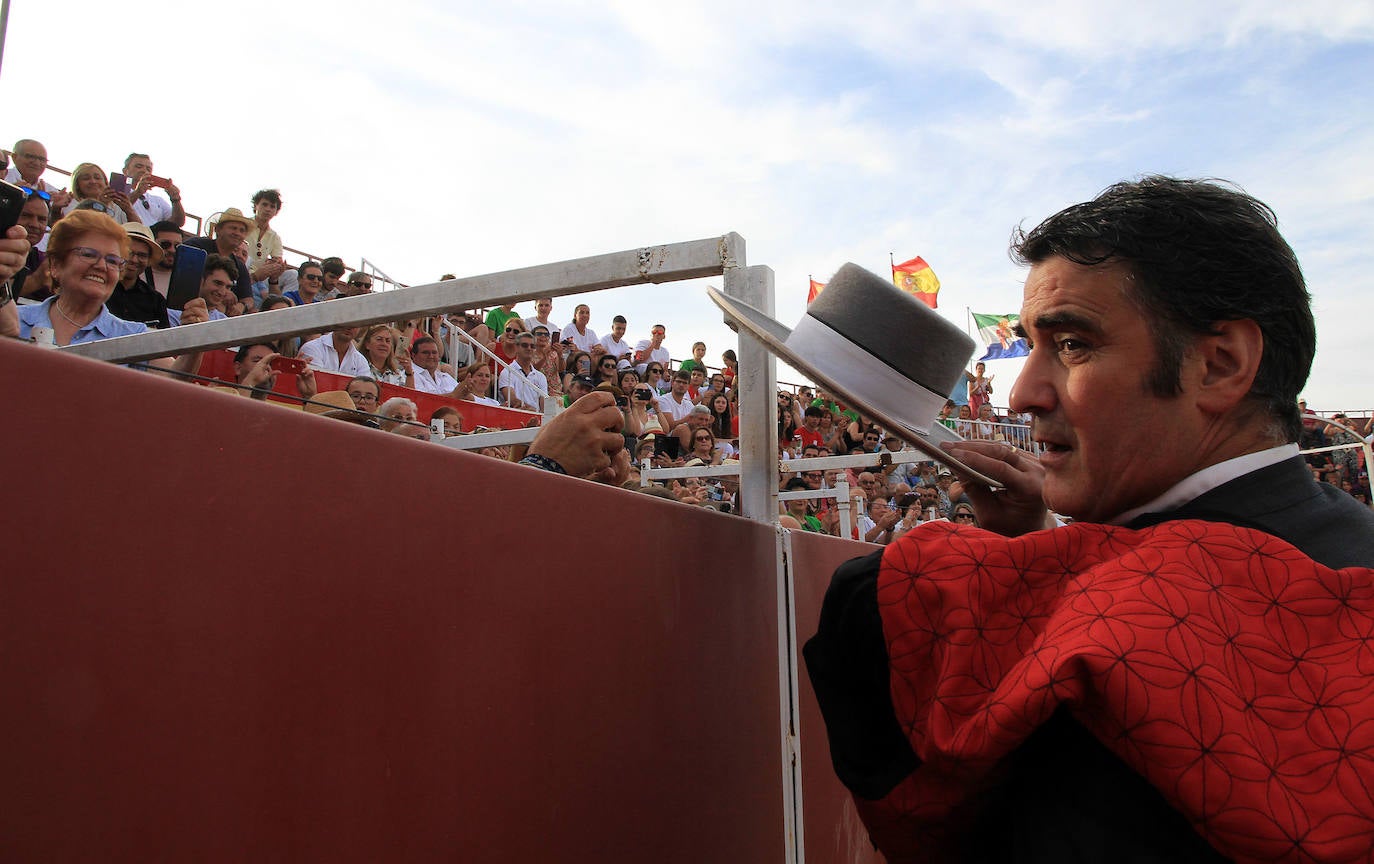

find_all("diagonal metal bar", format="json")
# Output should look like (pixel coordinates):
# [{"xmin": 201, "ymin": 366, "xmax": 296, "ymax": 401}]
[{"xmin": 63, "ymin": 234, "xmax": 745, "ymax": 365}]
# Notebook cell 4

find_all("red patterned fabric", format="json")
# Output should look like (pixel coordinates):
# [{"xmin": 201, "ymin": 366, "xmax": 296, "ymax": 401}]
[{"xmin": 864, "ymin": 519, "xmax": 1374, "ymax": 863}]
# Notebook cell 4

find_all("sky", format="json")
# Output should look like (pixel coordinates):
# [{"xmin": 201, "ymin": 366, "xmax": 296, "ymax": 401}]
[{"xmin": 4, "ymin": 0, "xmax": 1372, "ymax": 409}]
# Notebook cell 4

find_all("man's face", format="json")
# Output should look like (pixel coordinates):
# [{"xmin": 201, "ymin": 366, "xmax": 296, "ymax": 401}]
[
  {"xmin": 597, "ymin": 356, "xmax": 618, "ymax": 377},
  {"xmin": 154, "ymin": 230, "xmax": 181, "ymax": 270},
  {"xmin": 323, "ymin": 270, "xmax": 342, "ymax": 291},
  {"xmin": 253, "ymin": 198, "xmax": 279, "ymax": 223},
  {"xmin": 216, "ymin": 219, "xmax": 247, "ymax": 249},
  {"xmin": 612, "ymin": 321, "xmax": 626, "ymax": 339},
  {"xmin": 234, "ymin": 344, "xmax": 274, "ymax": 382},
  {"xmin": 858, "ymin": 473, "xmax": 878, "ymax": 495},
  {"xmin": 123, "ymin": 239, "xmax": 155, "ymax": 282},
  {"xmin": 516, "ymin": 337, "xmax": 535, "ymax": 361},
  {"xmin": 803, "ymin": 471, "xmax": 823, "ymax": 490},
  {"xmin": 650, "ymin": 327, "xmax": 665, "ymax": 346},
  {"xmin": 804, "ymin": 413, "xmax": 820, "ymax": 430},
  {"xmin": 18, "ymin": 197, "xmax": 48, "ymax": 246},
  {"xmin": 863, "ymin": 431, "xmax": 881, "ymax": 450},
  {"xmin": 690, "ymin": 370, "xmax": 705, "ymax": 389},
  {"xmin": 412, "ymin": 341, "xmax": 442, "ymax": 372},
  {"xmin": 671, "ymin": 376, "xmax": 688, "ymax": 395},
  {"xmin": 299, "ymin": 266, "xmax": 323, "ymax": 295},
  {"xmin": 536, "ymin": 298, "xmax": 552, "ymax": 317},
  {"xmin": 13, "ymin": 141, "xmax": 47, "ymax": 183},
  {"xmin": 200, "ymin": 268, "xmax": 236, "ymax": 310},
  {"xmin": 334, "ymin": 325, "xmax": 358, "ymax": 342},
  {"xmin": 125, "ymin": 156, "xmax": 154, "ymax": 181},
  {"xmin": 575, "ymin": 306, "xmax": 590, "ymax": 326},
  {"xmin": 347, "ymin": 274, "xmax": 373, "ymax": 294},
  {"xmin": 1010, "ymin": 255, "xmax": 1199, "ymax": 522}
]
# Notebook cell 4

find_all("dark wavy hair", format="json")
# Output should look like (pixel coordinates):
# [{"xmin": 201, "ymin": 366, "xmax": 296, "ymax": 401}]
[{"xmin": 1010, "ymin": 176, "xmax": 1313, "ymax": 441}]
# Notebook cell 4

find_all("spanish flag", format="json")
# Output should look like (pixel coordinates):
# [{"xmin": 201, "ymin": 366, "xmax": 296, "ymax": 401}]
[
  {"xmin": 892, "ymin": 255, "xmax": 940, "ymax": 308},
  {"xmin": 807, "ymin": 277, "xmax": 826, "ymax": 304}
]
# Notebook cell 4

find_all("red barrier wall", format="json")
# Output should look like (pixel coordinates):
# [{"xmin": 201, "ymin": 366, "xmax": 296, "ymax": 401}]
[
  {"xmin": 197, "ymin": 348, "xmax": 539, "ymax": 429},
  {"xmin": 791, "ymin": 531, "xmax": 888, "ymax": 864},
  {"xmin": 1, "ymin": 341, "xmax": 782, "ymax": 862},
  {"xmin": 2, "ymin": 340, "xmax": 888, "ymax": 863}
]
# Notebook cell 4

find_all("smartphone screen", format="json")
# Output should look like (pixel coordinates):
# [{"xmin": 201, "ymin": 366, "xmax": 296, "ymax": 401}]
[{"xmin": 166, "ymin": 244, "xmax": 208, "ymax": 311}]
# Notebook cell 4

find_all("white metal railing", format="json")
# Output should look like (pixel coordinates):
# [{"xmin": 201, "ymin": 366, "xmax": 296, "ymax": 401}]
[{"xmin": 943, "ymin": 418, "xmax": 1039, "ymax": 452}]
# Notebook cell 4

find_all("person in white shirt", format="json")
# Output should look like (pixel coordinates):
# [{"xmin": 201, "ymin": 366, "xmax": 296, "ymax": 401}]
[
  {"xmin": 298, "ymin": 325, "xmax": 371, "ymax": 376},
  {"xmin": 498, "ymin": 332, "xmax": 548, "ymax": 412},
  {"xmin": 409, "ymin": 336, "xmax": 460, "ymax": 395},
  {"xmin": 524, "ymin": 296, "xmax": 558, "ymax": 340},
  {"xmin": 656, "ymin": 369, "xmax": 696, "ymax": 428},
  {"xmin": 599, "ymin": 314, "xmax": 634, "ymax": 369},
  {"xmin": 121, "ymin": 153, "xmax": 185, "ymax": 228},
  {"xmin": 633, "ymin": 323, "xmax": 671, "ymax": 375},
  {"xmin": 561, "ymin": 303, "xmax": 598, "ymax": 352}
]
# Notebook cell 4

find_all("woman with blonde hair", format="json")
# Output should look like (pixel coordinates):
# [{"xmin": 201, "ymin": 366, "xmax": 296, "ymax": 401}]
[
  {"xmin": 58, "ymin": 163, "xmax": 138, "ymax": 224},
  {"xmin": 358, "ymin": 324, "xmax": 413, "ymax": 387}
]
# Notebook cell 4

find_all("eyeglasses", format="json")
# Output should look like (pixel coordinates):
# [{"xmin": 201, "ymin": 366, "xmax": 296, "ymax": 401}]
[
  {"xmin": 301, "ymin": 273, "xmax": 323, "ymax": 282},
  {"xmin": 954, "ymin": 513, "xmax": 976, "ymax": 521},
  {"xmin": 517, "ymin": 341, "xmax": 535, "ymax": 349},
  {"xmin": 20, "ymin": 186, "xmax": 51, "ymax": 201},
  {"xmin": 17, "ymin": 152, "xmax": 47, "ymax": 163},
  {"xmin": 504, "ymin": 327, "xmax": 523, "ymax": 334},
  {"xmin": 348, "ymin": 392, "xmax": 379, "ymax": 404},
  {"xmin": 600, "ymin": 361, "xmax": 616, "ymax": 368},
  {"xmin": 350, "ymin": 281, "xmax": 373, "ymax": 289},
  {"xmin": 803, "ymin": 472, "xmax": 822, "ymax": 479},
  {"xmin": 69, "ymin": 246, "xmax": 126, "ymax": 269},
  {"xmin": 127, "ymin": 249, "xmax": 151, "ymax": 263},
  {"xmin": 647, "ymin": 367, "xmax": 662, "ymax": 374}
]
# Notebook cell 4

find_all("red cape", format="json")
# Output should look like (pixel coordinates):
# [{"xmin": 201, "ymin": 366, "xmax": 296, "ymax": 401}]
[{"xmin": 862, "ymin": 519, "xmax": 1374, "ymax": 864}]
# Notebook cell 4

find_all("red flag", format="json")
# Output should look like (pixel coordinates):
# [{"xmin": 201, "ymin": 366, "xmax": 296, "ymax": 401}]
[
  {"xmin": 892, "ymin": 256, "xmax": 941, "ymax": 308},
  {"xmin": 807, "ymin": 278, "xmax": 826, "ymax": 304}
]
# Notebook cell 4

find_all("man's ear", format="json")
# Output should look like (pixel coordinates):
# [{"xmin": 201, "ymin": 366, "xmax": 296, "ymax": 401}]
[{"xmin": 1193, "ymin": 318, "xmax": 1263, "ymax": 414}]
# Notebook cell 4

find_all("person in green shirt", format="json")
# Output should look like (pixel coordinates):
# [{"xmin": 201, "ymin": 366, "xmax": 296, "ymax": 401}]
[
  {"xmin": 484, "ymin": 303, "xmax": 521, "ymax": 335},
  {"xmin": 782, "ymin": 477, "xmax": 826, "ymax": 533},
  {"xmin": 678, "ymin": 341, "xmax": 708, "ymax": 375}
]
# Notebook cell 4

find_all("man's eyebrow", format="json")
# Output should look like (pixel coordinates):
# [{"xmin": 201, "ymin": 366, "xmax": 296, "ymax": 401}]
[{"xmin": 1020, "ymin": 311, "xmax": 1105, "ymax": 338}]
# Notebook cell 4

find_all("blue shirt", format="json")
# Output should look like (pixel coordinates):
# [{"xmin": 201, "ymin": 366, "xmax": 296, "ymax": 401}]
[
  {"xmin": 19, "ymin": 297, "xmax": 149, "ymax": 344},
  {"xmin": 166, "ymin": 307, "xmax": 228, "ymax": 327}
]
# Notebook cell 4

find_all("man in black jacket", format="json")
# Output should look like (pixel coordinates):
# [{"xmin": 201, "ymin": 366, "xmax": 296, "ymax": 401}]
[{"xmin": 804, "ymin": 177, "xmax": 1374, "ymax": 863}]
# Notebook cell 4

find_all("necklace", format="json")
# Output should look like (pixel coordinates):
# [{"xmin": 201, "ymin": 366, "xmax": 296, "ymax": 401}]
[{"xmin": 53, "ymin": 301, "xmax": 90, "ymax": 329}]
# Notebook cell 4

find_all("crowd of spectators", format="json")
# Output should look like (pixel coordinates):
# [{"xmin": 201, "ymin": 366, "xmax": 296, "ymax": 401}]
[{"xmin": 4, "ymin": 137, "xmax": 1369, "ymax": 527}]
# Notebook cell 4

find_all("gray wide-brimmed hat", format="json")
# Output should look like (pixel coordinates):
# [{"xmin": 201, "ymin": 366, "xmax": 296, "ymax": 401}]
[{"xmin": 707, "ymin": 262, "xmax": 998, "ymax": 486}]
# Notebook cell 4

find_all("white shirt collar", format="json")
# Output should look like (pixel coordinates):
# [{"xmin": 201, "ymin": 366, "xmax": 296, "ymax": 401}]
[{"xmin": 1110, "ymin": 443, "xmax": 1298, "ymax": 525}]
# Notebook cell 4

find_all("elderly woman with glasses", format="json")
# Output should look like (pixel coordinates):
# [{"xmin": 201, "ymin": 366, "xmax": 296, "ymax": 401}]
[{"xmin": 17, "ymin": 211, "xmax": 205, "ymax": 370}]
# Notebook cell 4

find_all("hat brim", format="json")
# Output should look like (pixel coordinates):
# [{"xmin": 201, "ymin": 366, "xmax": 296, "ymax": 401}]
[{"xmin": 707, "ymin": 286, "xmax": 1002, "ymax": 488}]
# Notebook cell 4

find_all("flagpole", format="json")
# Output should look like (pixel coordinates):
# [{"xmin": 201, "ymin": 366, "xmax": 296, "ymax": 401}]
[
  {"xmin": 889, "ymin": 252, "xmax": 895, "ymax": 277},
  {"xmin": 967, "ymin": 307, "xmax": 977, "ymax": 372}
]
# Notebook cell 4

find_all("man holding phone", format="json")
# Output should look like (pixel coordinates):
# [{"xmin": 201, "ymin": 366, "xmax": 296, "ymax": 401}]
[
  {"xmin": 122, "ymin": 153, "xmax": 185, "ymax": 228},
  {"xmin": 599, "ymin": 314, "xmax": 634, "ymax": 369},
  {"xmin": 166, "ymin": 254, "xmax": 237, "ymax": 326}
]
